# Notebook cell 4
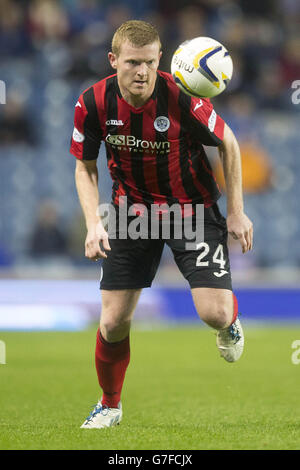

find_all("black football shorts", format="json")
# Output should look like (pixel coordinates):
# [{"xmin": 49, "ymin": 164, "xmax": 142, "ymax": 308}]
[{"xmin": 100, "ymin": 203, "xmax": 232, "ymax": 291}]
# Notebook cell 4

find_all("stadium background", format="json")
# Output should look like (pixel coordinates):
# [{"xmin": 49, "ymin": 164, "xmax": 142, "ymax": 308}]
[
  {"xmin": 0, "ymin": 0, "xmax": 299, "ymax": 329},
  {"xmin": 1, "ymin": 0, "xmax": 300, "ymax": 452}
]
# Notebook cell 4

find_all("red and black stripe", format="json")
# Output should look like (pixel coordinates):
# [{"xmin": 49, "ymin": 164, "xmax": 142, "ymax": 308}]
[
  {"xmin": 177, "ymin": 92, "xmax": 208, "ymax": 203},
  {"xmin": 154, "ymin": 74, "xmax": 178, "ymax": 206},
  {"xmin": 130, "ymin": 111, "xmax": 155, "ymax": 206},
  {"xmin": 105, "ymin": 76, "xmax": 132, "ymax": 206},
  {"xmin": 82, "ymin": 87, "xmax": 102, "ymax": 160}
]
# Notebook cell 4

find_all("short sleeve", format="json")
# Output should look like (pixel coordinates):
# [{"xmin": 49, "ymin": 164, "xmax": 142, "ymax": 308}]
[
  {"xmin": 70, "ymin": 87, "xmax": 102, "ymax": 160},
  {"xmin": 180, "ymin": 94, "xmax": 225, "ymax": 146}
]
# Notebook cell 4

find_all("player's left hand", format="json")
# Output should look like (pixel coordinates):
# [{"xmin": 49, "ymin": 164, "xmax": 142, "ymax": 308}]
[{"xmin": 226, "ymin": 212, "xmax": 253, "ymax": 253}]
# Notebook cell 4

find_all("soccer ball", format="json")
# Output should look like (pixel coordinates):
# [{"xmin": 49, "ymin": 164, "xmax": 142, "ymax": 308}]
[{"xmin": 171, "ymin": 37, "xmax": 233, "ymax": 99}]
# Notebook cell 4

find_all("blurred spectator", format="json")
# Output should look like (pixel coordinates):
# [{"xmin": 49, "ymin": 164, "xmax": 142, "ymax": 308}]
[
  {"xmin": 253, "ymin": 61, "xmax": 287, "ymax": 109},
  {"xmin": 239, "ymin": 0, "xmax": 278, "ymax": 17},
  {"xmin": 213, "ymin": 91, "xmax": 273, "ymax": 194},
  {"xmin": 68, "ymin": 2, "xmax": 133, "ymax": 80},
  {"xmin": 214, "ymin": 139, "xmax": 273, "ymax": 194},
  {"xmin": 0, "ymin": 92, "xmax": 37, "ymax": 147},
  {"xmin": 161, "ymin": 5, "xmax": 206, "ymax": 71},
  {"xmin": 28, "ymin": 0, "xmax": 70, "ymax": 46},
  {"xmin": 175, "ymin": 5, "xmax": 206, "ymax": 42},
  {"xmin": 0, "ymin": 0, "xmax": 32, "ymax": 57},
  {"xmin": 279, "ymin": 35, "xmax": 300, "ymax": 86},
  {"xmin": 29, "ymin": 200, "xmax": 68, "ymax": 258},
  {"xmin": 0, "ymin": 243, "xmax": 14, "ymax": 267},
  {"xmin": 67, "ymin": 210, "xmax": 86, "ymax": 260},
  {"xmin": 219, "ymin": 93, "xmax": 257, "ymax": 137},
  {"xmin": 64, "ymin": 0, "xmax": 104, "ymax": 35}
]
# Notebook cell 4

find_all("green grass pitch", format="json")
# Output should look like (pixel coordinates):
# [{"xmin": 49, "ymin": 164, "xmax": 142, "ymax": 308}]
[{"xmin": 0, "ymin": 326, "xmax": 300, "ymax": 450}]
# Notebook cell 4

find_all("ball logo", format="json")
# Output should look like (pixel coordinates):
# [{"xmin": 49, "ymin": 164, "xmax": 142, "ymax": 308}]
[
  {"xmin": 154, "ymin": 116, "xmax": 170, "ymax": 133},
  {"xmin": 172, "ymin": 54, "xmax": 194, "ymax": 74}
]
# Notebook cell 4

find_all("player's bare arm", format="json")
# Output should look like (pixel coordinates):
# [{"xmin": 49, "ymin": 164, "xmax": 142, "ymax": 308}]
[
  {"xmin": 75, "ymin": 159, "xmax": 110, "ymax": 260},
  {"xmin": 218, "ymin": 123, "xmax": 253, "ymax": 253}
]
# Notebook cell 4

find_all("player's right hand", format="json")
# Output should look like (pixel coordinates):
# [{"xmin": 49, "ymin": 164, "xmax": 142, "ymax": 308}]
[
  {"xmin": 85, "ymin": 222, "xmax": 111, "ymax": 260},
  {"xmin": 227, "ymin": 212, "xmax": 253, "ymax": 254}
]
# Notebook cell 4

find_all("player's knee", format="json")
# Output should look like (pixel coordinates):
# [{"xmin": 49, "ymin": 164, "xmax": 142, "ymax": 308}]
[
  {"xmin": 200, "ymin": 304, "xmax": 232, "ymax": 330},
  {"xmin": 100, "ymin": 317, "xmax": 131, "ymax": 341}
]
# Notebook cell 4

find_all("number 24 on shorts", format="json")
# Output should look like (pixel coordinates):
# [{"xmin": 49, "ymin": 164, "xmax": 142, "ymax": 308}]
[{"xmin": 195, "ymin": 243, "xmax": 227, "ymax": 276}]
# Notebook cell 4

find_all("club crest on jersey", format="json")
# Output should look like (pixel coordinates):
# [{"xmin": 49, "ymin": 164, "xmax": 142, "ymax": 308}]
[{"xmin": 154, "ymin": 116, "xmax": 170, "ymax": 132}]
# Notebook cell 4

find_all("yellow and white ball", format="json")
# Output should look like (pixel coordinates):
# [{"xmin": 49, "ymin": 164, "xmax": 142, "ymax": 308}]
[{"xmin": 171, "ymin": 37, "xmax": 233, "ymax": 99}]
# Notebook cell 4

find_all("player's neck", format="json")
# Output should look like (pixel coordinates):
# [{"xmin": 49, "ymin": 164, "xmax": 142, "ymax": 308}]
[{"xmin": 118, "ymin": 84, "xmax": 154, "ymax": 109}]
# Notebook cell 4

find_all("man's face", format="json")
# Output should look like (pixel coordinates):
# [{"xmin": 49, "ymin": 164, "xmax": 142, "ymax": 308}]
[{"xmin": 108, "ymin": 40, "xmax": 162, "ymax": 104}]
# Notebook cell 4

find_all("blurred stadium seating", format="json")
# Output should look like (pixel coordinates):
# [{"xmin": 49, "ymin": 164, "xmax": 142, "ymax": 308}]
[{"xmin": 0, "ymin": 0, "xmax": 300, "ymax": 327}]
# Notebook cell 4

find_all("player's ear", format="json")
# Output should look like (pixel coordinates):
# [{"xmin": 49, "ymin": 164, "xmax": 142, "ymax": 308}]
[{"xmin": 108, "ymin": 52, "xmax": 117, "ymax": 70}]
